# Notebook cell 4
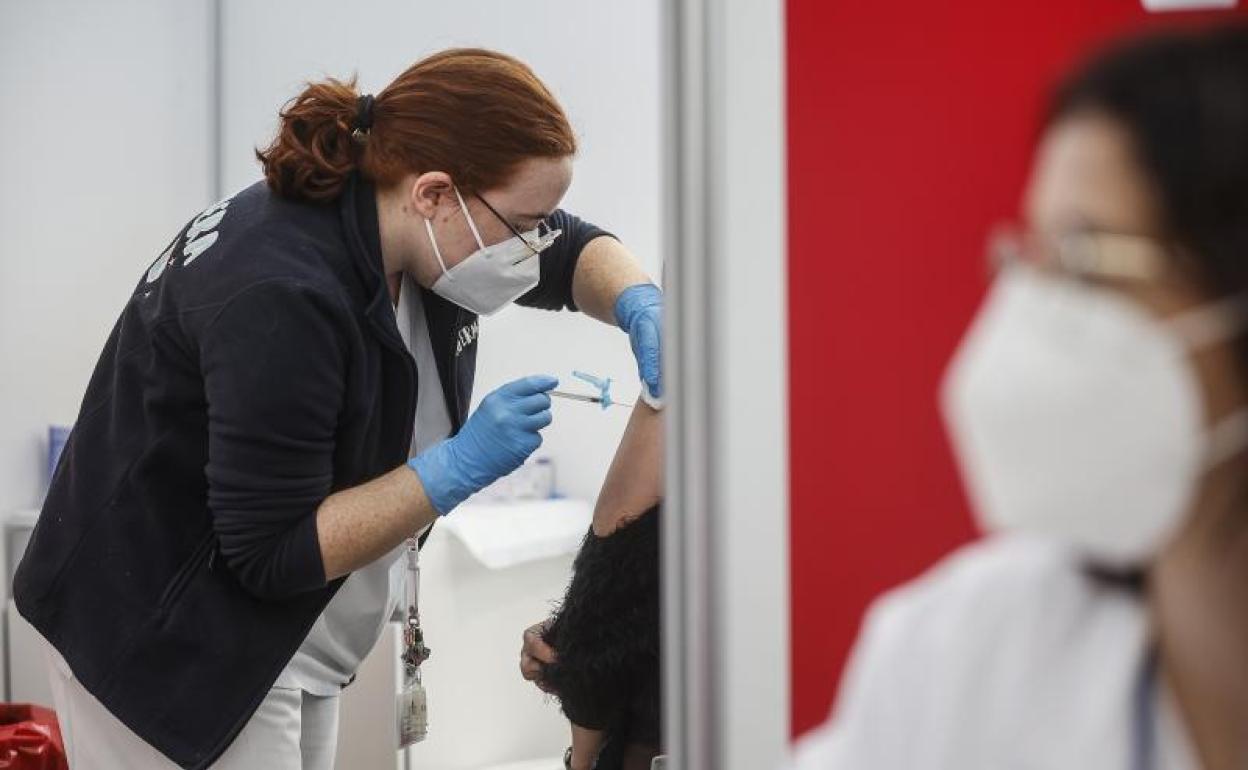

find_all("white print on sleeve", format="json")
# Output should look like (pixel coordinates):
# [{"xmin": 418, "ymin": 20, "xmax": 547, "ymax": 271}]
[
  {"xmin": 144, "ymin": 239, "xmax": 177, "ymax": 285},
  {"xmin": 454, "ymin": 320, "xmax": 479, "ymax": 357},
  {"xmin": 145, "ymin": 196, "xmax": 234, "ymax": 284}
]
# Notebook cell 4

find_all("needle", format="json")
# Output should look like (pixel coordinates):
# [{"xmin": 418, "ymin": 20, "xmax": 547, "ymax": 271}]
[{"xmin": 550, "ymin": 390, "xmax": 631, "ymax": 409}]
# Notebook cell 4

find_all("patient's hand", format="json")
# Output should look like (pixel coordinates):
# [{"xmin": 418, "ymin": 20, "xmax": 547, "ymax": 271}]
[{"xmin": 520, "ymin": 620, "xmax": 557, "ymax": 693}]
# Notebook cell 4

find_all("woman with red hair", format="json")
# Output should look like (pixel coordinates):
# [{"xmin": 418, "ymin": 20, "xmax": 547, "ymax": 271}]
[{"xmin": 15, "ymin": 48, "xmax": 662, "ymax": 769}]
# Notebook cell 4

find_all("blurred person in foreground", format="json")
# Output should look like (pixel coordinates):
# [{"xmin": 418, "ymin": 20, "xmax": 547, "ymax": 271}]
[{"xmin": 790, "ymin": 23, "xmax": 1248, "ymax": 770}]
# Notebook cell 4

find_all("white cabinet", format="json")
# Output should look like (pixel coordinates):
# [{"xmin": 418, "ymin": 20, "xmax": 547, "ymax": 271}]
[
  {"xmin": 1, "ymin": 509, "xmax": 42, "ymax": 705},
  {"xmin": 6, "ymin": 600, "xmax": 52, "ymax": 707}
]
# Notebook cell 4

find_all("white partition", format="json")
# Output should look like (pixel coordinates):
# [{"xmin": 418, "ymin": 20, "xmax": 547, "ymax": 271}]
[
  {"xmin": 0, "ymin": 0, "xmax": 214, "ymax": 514},
  {"xmin": 663, "ymin": 0, "xmax": 791, "ymax": 768}
]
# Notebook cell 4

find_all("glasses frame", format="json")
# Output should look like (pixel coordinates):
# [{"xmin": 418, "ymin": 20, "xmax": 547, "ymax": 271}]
[
  {"xmin": 473, "ymin": 192, "xmax": 556, "ymax": 264},
  {"xmin": 987, "ymin": 223, "xmax": 1173, "ymax": 284}
]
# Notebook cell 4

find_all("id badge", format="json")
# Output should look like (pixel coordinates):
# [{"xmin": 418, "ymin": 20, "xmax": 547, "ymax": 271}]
[{"xmin": 397, "ymin": 674, "xmax": 428, "ymax": 748}]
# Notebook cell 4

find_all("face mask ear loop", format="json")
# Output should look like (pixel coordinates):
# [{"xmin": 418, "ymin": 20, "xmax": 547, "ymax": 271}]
[
  {"xmin": 1168, "ymin": 295, "xmax": 1248, "ymax": 351},
  {"xmin": 424, "ymin": 217, "xmax": 454, "ymax": 283},
  {"xmin": 1205, "ymin": 409, "xmax": 1248, "ymax": 470},
  {"xmin": 1171, "ymin": 296, "xmax": 1248, "ymax": 471},
  {"xmin": 453, "ymin": 186, "xmax": 488, "ymax": 251}
]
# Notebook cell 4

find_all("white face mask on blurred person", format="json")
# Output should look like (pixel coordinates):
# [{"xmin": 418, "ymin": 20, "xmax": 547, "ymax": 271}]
[
  {"xmin": 425, "ymin": 187, "xmax": 560, "ymax": 316},
  {"xmin": 940, "ymin": 265, "xmax": 1248, "ymax": 567}
]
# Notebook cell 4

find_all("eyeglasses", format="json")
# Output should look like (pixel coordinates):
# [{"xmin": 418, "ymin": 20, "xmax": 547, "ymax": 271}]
[
  {"xmin": 474, "ymin": 192, "xmax": 557, "ymax": 261},
  {"xmin": 986, "ymin": 223, "xmax": 1172, "ymax": 284}
]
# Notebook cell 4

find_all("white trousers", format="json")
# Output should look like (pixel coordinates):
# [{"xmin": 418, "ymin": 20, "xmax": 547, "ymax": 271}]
[{"xmin": 42, "ymin": 641, "xmax": 340, "ymax": 769}]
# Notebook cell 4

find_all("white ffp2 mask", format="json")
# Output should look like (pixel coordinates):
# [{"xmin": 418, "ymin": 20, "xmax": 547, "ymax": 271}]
[
  {"xmin": 425, "ymin": 187, "xmax": 561, "ymax": 316},
  {"xmin": 940, "ymin": 266, "xmax": 1248, "ymax": 567}
]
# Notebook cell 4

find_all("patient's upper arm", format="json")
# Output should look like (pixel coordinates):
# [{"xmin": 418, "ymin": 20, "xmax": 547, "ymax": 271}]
[{"xmin": 592, "ymin": 399, "xmax": 662, "ymax": 536}]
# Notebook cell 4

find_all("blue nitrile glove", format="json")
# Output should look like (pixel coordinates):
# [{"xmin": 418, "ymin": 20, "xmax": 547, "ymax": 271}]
[
  {"xmin": 409, "ymin": 374, "xmax": 558, "ymax": 515},
  {"xmin": 614, "ymin": 283, "xmax": 663, "ymax": 405}
]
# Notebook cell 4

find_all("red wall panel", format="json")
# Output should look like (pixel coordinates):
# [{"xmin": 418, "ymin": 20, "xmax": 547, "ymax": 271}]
[{"xmin": 786, "ymin": 0, "xmax": 1248, "ymax": 738}]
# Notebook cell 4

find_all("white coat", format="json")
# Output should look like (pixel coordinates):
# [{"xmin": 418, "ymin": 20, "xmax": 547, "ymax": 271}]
[{"xmin": 786, "ymin": 536, "xmax": 1200, "ymax": 770}]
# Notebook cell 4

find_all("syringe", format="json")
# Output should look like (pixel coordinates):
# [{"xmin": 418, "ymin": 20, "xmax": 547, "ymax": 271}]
[{"xmin": 550, "ymin": 390, "xmax": 631, "ymax": 409}]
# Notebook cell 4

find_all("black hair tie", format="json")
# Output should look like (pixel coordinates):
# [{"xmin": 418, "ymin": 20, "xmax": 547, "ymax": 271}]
[{"xmin": 352, "ymin": 94, "xmax": 375, "ymax": 143}]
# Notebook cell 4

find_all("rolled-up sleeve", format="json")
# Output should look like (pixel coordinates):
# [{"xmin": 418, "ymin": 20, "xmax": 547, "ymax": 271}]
[
  {"xmin": 199, "ymin": 281, "xmax": 348, "ymax": 600},
  {"xmin": 515, "ymin": 209, "xmax": 616, "ymax": 312}
]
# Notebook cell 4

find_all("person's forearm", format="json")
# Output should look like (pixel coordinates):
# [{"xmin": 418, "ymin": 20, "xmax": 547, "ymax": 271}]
[
  {"xmin": 316, "ymin": 465, "xmax": 438, "ymax": 580},
  {"xmin": 572, "ymin": 236, "xmax": 652, "ymax": 324}
]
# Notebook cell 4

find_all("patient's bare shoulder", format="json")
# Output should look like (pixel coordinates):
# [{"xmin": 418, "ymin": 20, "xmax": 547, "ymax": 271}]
[{"xmin": 593, "ymin": 506, "xmax": 654, "ymax": 537}]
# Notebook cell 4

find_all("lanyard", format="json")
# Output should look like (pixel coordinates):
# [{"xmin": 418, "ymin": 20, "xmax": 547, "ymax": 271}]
[
  {"xmin": 1131, "ymin": 647, "xmax": 1158, "ymax": 770},
  {"xmin": 397, "ymin": 536, "xmax": 432, "ymax": 748},
  {"xmin": 402, "ymin": 537, "xmax": 431, "ymax": 671}
]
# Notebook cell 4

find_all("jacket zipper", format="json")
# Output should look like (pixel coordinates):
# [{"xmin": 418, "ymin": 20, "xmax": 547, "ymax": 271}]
[{"xmin": 451, "ymin": 308, "xmax": 465, "ymax": 428}]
